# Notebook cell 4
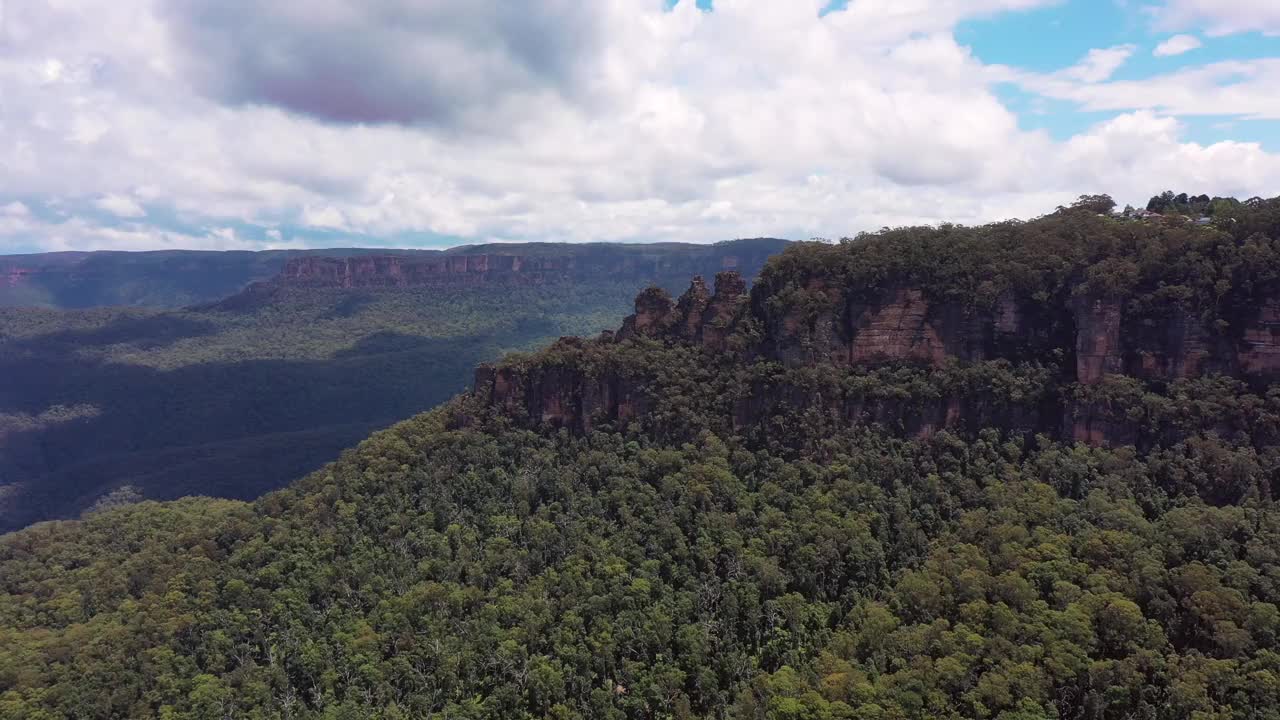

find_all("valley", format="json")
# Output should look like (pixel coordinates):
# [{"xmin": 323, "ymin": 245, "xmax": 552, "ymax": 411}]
[{"xmin": 0, "ymin": 240, "xmax": 786, "ymax": 531}]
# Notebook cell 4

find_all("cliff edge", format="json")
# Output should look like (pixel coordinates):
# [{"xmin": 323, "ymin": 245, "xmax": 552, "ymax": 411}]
[{"xmin": 472, "ymin": 210, "xmax": 1280, "ymax": 448}]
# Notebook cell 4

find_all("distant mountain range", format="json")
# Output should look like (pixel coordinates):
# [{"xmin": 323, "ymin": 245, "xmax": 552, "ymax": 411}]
[{"xmin": 0, "ymin": 239, "xmax": 788, "ymax": 310}]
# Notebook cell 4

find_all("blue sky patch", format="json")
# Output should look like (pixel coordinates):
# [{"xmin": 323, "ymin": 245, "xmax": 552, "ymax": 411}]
[{"xmin": 958, "ymin": 2, "xmax": 1280, "ymax": 151}]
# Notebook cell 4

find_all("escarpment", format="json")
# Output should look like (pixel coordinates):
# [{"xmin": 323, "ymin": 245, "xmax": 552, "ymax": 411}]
[
  {"xmin": 0, "ymin": 240, "xmax": 790, "ymax": 309},
  {"xmin": 203, "ymin": 240, "xmax": 789, "ymax": 310},
  {"xmin": 256, "ymin": 240, "xmax": 788, "ymax": 291},
  {"xmin": 472, "ymin": 217, "xmax": 1280, "ymax": 449},
  {"xmin": 276, "ymin": 254, "xmax": 575, "ymax": 288}
]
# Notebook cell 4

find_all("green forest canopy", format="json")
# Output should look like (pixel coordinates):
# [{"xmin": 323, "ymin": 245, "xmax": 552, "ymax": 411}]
[{"xmin": 2, "ymin": 196, "xmax": 1280, "ymax": 719}]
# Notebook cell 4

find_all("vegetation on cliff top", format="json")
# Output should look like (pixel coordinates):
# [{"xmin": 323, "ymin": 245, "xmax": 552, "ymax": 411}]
[{"xmin": 757, "ymin": 193, "xmax": 1280, "ymax": 322}]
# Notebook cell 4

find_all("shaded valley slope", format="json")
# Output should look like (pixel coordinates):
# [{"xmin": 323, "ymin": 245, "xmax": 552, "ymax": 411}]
[{"xmin": 0, "ymin": 239, "xmax": 785, "ymax": 531}]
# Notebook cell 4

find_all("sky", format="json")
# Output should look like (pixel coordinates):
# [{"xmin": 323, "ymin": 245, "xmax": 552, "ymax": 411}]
[{"xmin": 1, "ymin": 0, "xmax": 1278, "ymax": 253}]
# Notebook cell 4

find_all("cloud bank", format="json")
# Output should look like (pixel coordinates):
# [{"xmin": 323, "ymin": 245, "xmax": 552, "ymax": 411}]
[{"xmin": 0, "ymin": 0, "xmax": 1278, "ymax": 252}]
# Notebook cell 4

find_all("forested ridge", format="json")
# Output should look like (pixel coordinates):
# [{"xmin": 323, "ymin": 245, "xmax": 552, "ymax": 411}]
[
  {"xmin": 4, "ymin": 196, "xmax": 1280, "ymax": 719},
  {"xmin": 0, "ymin": 240, "xmax": 787, "ymax": 310}
]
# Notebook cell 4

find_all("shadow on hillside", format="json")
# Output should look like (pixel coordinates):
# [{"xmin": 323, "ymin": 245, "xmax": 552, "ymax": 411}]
[
  {"xmin": 0, "ymin": 325, "xmax": 519, "ymax": 533},
  {"xmin": 332, "ymin": 318, "xmax": 559, "ymax": 359},
  {"xmin": 333, "ymin": 329, "xmax": 445, "ymax": 357},
  {"xmin": 8, "ymin": 314, "xmax": 219, "ymax": 353},
  {"xmin": 331, "ymin": 292, "xmax": 376, "ymax": 318}
]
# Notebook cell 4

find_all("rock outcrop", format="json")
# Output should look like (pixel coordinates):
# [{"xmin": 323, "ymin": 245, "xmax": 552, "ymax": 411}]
[
  {"xmin": 614, "ymin": 272, "xmax": 751, "ymax": 348},
  {"xmin": 472, "ymin": 341, "xmax": 650, "ymax": 435},
  {"xmin": 473, "ymin": 268, "xmax": 1280, "ymax": 448}
]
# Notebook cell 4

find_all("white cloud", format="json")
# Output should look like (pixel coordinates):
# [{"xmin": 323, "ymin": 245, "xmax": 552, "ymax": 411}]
[
  {"xmin": 1057, "ymin": 112, "xmax": 1280, "ymax": 200},
  {"xmin": 0, "ymin": 214, "xmax": 297, "ymax": 252},
  {"xmin": 1060, "ymin": 45, "xmax": 1137, "ymax": 83},
  {"xmin": 0, "ymin": 0, "xmax": 1277, "ymax": 254},
  {"xmin": 0, "ymin": 202, "xmax": 30, "ymax": 218},
  {"xmin": 1149, "ymin": 0, "xmax": 1280, "ymax": 37},
  {"xmin": 0, "ymin": 204, "xmax": 35, "ymax": 236},
  {"xmin": 1015, "ymin": 58, "xmax": 1280, "ymax": 119},
  {"xmin": 300, "ymin": 205, "xmax": 349, "ymax": 231},
  {"xmin": 1153, "ymin": 34, "xmax": 1202, "ymax": 57},
  {"xmin": 94, "ymin": 193, "xmax": 146, "ymax": 218},
  {"xmin": 40, "ymin": 59, "xmax": 65, "ymax": 84}
]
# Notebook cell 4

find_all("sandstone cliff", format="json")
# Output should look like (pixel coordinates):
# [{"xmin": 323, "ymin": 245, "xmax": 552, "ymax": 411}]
[
  {"xmin": 279, "ymin": 254, "xmax": 559, "ymax": 287},
  {"xmin": 472, "ymin": 264, "xmax": 1280, "ymax": 448}
]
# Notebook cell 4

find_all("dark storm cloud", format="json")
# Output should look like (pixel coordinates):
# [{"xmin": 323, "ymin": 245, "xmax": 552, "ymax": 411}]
[{"xmin": 161, "ymin": 0, "xmax": 608, "ymax": 126}]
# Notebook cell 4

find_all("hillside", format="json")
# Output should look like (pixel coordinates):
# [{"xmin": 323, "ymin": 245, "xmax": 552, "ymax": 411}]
[
  {"xmin": 0, "ymin": 240, "xmax": 786, "ymax": 532},
  {"xmin": 2, "ymin": 197, "xmax": 1280, "ymax": 719}
]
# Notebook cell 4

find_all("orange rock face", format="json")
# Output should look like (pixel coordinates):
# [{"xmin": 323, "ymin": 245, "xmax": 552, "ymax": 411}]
[
  {"xmin": 849, "ymin": 288, "xmax": 949, "ymax": 366},
  {"xmin": 1242, "ymin": 300, "xmax": 1280, "ymax": 375},
  {"xmin": 1074, "ymin": 297, "xmax": 1123, "ymax": 385}
]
